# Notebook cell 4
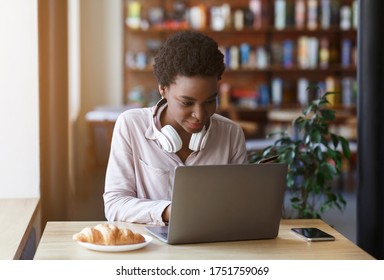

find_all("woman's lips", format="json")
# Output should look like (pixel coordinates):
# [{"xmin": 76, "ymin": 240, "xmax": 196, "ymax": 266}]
[{"xmin": 188, "ymin": 122, "xmax": 204, "ymax": 131}]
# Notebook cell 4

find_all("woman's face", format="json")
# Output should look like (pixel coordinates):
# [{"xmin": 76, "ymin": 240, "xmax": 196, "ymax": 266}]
[{"xmin": 160, "ymin": 75, "xmax": 218, "ymax": 136}]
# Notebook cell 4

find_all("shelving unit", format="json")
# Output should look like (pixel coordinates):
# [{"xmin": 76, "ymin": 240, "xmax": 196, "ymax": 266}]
[{"xmin": 123, "ymin": 0, "xmax": 357, "ymax": 139}]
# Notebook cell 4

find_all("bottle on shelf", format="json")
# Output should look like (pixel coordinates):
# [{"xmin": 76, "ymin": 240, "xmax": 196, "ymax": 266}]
[
  {"xmin": 340, "ymin": 5, "xmax": 352, "ymax": 30},
  {"xmin": 271, "ymin": 78, "xmax": 283, "ymax": 106},
  {"xmin": 320, "ymin": 0, "xmax": 331, "ymax": 29},
  {"xmin": 249, "ymin": 0, "xmax": 262, "ymax": 29},
  {"xmin": 297, "ymin": 78, "xmax": 309, "ymax": 106},
  {"xmin": 319, "ymin": 37, "xmax": 330, "ymax": 69},
  {"xmin": 274, "ymin": 0, "xmax": 286, "ymax": 30},
  {"xmin": 126, "ymin": 1, "xmax": 141, "ymax": 30},
  {"xmin": 341, "ymin": 39, "xmax": 352, "ymax": 68},
  {"xmin": 307, "ymin": 0, "xmax": 318, "ymax": 30},
  {"xmin": 295, "ymin": 0, "xmax": 306, "ymax": 29}
]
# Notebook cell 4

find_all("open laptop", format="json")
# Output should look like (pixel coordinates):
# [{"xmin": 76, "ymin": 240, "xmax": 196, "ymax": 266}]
[{"xmin": 145, "ymin": 163, "xmax": 288, "ymax": 244}]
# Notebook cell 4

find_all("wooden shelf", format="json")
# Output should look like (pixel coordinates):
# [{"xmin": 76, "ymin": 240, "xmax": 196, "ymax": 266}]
[
  {"xmin": 126, "ymin": 66, "xmax": 357, "ymax": 73},
  {"xmin": 126, "ymin": 26, "xmax": 357, "ymax": 35},
  {"xmin": 122, "ymin": 0, "xmax": 357, "ymax": 138}
]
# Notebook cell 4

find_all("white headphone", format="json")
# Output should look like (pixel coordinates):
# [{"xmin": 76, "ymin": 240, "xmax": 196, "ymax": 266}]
[{"xmin": 152, "ymin": 98, "xmax": 210, "ymax": 153}]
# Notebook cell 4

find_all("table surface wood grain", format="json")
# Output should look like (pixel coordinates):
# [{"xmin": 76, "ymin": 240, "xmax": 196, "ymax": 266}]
[{"xmin": 34, "ymin": 219, "xmax": 374, "ymax": 260}]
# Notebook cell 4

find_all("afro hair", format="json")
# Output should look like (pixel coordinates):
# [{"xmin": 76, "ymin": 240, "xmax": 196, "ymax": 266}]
[{"xmin": 153, "ymin": 31, "xmax": 225, "ymax": 87}]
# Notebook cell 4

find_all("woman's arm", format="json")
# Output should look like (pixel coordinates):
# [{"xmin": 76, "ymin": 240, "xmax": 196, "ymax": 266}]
[{"xmin": 103, "ymin": 112, "xmax": 171, "ymax": 225}]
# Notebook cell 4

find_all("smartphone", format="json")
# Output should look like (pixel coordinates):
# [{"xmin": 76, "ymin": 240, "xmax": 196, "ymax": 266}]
[
  {"xmin": 256, "ymin": 155, "xmax": 279, "ymax": 164},
  {"xmin": 291, "ymin": 227, "xmax": 335, "ymax": 242}
]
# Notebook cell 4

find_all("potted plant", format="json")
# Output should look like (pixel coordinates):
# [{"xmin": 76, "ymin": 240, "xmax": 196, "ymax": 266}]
[{"xmin": 249, "ymin": 90, "xmax": 351, "ymax": 219}]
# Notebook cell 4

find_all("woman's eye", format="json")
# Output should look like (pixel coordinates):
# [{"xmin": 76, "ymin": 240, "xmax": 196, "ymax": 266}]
[{"xmin": 181, "ymin": 101, "xmax": 193, "ymax": 106}]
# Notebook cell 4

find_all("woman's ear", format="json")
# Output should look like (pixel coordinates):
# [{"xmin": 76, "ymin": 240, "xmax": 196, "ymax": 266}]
[{"xmin": 158, "ymin": 85, "xmax": 167, "ymax": 99}]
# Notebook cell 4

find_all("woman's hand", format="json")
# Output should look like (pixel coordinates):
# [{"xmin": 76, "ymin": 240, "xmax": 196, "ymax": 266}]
[{"xmin": 162, "ymin": 205, "xmax": 172, "ymax": 222}]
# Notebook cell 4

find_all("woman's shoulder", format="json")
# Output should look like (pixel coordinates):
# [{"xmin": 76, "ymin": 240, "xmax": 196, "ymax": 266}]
[
  {"xmin": 117, "ymin": 107, "xmax": 152, "ymax": 123},
  {"xmin": 113, "ymin": 107, "xmax": 153, "ymax": 135},
  {"xmin": 211, "ymin": 113, "xmax": 240, "ymax": 127}
]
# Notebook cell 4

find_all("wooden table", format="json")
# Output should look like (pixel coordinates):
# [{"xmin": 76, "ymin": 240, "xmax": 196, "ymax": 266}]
[
  {"xmin": 34, "ymin": 219, "xmax": 374, "ymax": 260},
  {"xmin": 0, "ymin": 198, "xmax": 40, "ymax": 259}
]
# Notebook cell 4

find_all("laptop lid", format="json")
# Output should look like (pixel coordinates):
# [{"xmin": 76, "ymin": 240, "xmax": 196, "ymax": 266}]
[{"xmin": 147, "ymin": 163, "xmax": 287, "ymax": 244}]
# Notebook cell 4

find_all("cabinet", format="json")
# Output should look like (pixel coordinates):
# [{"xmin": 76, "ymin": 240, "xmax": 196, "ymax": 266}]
[{"xmin": 123, "ymin": 0, "xmax": 357, "ymax": 138}]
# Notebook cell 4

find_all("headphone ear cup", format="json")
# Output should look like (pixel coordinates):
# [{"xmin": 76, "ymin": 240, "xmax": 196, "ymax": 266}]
[
  {"xmin": 199, "ymin": 127, "xmax": 210, "ymax": 150},
  {"xmin": 160, "ymin": 125, "xmax": 182, "ymax": 153},
  {"xmin": 156, "ymin": 132, "xmax": 173, "ymax": 153},
  {"xmin": 189, "ymin": 126, "xmax": 207, "ymax": 152}
]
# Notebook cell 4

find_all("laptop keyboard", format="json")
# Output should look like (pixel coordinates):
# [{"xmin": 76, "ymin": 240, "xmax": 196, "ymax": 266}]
[{"xmin": 159, "ymin": 232, "xmax": 168, "ymax": 239}]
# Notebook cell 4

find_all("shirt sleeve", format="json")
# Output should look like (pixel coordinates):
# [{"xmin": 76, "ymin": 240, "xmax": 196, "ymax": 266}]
[
  {"xmin": 103, "ymin": 113, "xmax": 171, "ymax": 226},
  {"xmin": 229, "ymin": 123, "xmax": 248, "ymax": 164}
]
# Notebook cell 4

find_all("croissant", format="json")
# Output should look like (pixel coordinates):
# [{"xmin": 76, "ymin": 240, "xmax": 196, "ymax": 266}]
[{"xmin": 72, "ymin": 223, "xmax": 145, "ymax": 245}]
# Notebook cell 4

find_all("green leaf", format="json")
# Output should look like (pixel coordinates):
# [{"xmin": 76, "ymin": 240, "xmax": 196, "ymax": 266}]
[
  {"xmin": 303, "ymin": 104, "xmax": 315, "ymax": 115},
  {"xmin": 287, "ymin": 150, "xmax": 295, "ymax": 161},
  {"xmin": 321, "ymin": 109, "xmax": 336, "ymax": 121},
  {"xmin": 314, "ymin": 146, "xmax": 323, "ymax": 161},
  {"xmin": 330, "ymin": 133, "xmax": 340, "ymax": 148},
  {"xmin": 322, "ymin": 162, "xmax": 338, "ymax": 177},
  {"xmin": 310, "ymin": 130, "xmax": 322, "ymax": 143},
  {"xmin": 340, "ymin": 137, "xmax": 351, "ymax": 159},
  {"xmin": 293, "ymin": 116, "xmax": 305, "ymax": 127}
]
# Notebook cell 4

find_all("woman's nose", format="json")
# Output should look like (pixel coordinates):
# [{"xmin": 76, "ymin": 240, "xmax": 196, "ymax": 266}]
[{"xmin": 192, "ymin": 106, "xmax": 205, "ymax": 121}]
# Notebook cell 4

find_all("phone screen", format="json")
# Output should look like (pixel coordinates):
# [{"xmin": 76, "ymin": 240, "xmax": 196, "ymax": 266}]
[
  {"xmin": 256, "ymin": 155, "xmax": 279, "ymax": 164},
  {"xmin": 291, "ymin": 227, "xmax": 335, "ymax": 241}
]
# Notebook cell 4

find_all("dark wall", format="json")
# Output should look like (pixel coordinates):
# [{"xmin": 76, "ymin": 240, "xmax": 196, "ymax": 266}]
[{"xmin": 357, "ymin": 0, "xmax": 384, "ymax": 259}]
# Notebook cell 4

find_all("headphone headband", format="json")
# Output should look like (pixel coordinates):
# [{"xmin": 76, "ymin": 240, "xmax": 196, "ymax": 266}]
[{"xmin": 153, "ymin": 98, "xmax": 167, "ymax": 117}]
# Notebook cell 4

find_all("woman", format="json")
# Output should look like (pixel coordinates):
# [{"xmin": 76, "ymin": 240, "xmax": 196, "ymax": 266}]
[{"xmin": 104, "ymin": 31, "xmax": 247, "ymax": 225}]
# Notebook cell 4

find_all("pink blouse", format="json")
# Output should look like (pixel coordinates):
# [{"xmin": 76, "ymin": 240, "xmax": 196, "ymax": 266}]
[{"xmin": 103, "ymin": 105, "xmax": 247, "ymax": 225}]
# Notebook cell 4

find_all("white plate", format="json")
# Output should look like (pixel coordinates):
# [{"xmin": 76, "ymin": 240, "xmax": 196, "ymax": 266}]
[{"xmin": 77, "ymin": 234, "xmax": 153, "ymax": 252}]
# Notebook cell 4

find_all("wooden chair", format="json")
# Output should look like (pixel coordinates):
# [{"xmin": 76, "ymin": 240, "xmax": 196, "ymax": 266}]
[
  {"xmin": 86, "ymin": 119, "xmax": 115, "ymax": 170},
  {"xmin": 84, "ymin": 116, "xmax": 117, "ymax": 197}
]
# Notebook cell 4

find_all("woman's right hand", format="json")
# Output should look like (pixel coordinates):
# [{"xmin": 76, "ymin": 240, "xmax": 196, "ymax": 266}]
[{"xmin": 162, "ymin": 204, "xmax": 172, "ymax": 222}]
